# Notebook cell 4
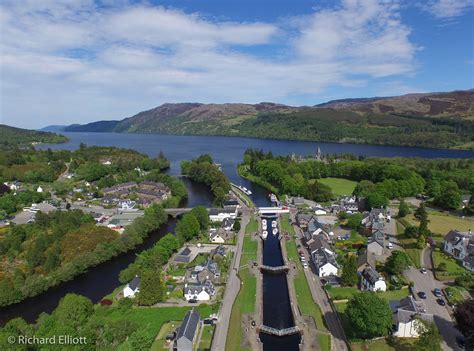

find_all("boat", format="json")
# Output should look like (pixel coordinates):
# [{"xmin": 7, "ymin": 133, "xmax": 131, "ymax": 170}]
[
  {"xmin": 271, "ymin": 221, "xmax": 277, "ymax": 228},
  {"xmin": 262, "ymin": 219, "xmax": 267, "ymax": 225},
  {"xmin": 262, "ymin": 230, "xmax": 268, "ymax": 239},
  {"xmin": 268, "ymin": 193, "xmax": 278, "ymax": 203},
  {"xmin": 262, "ymin": 224, "xmax": 267, "ymax": 230},
  {"xmin": 272, "ymin": 228, "xmax": 278, "ymax": 235},
  {"xmin": 238, "ymin": 185, "xmax": 252, "ymax": 195}
]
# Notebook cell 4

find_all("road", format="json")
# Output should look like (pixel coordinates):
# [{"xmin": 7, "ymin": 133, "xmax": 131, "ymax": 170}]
[
  {"xmin": 291, "ymin": 211, "xmax": 348, "ymax": 351},
  {"xmin": 211, "ymin": 207, "xmax": 250, "ymax": 351},
  {"xmin": 405, "ymin": 249, "xmax": 464, "ymax": 351}
]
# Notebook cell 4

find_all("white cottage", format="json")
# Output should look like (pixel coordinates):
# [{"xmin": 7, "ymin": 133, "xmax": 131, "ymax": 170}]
[
  {"xmin": 360, "ymin": 266, "xmax": 386, "ymax": 292},
  {"xmin": 390, "ymin": 296, "xmax": 433, "ymax": 338},
  {"xmin": 311, "ymin": 248, "xmax": 338, "ymax": 277},
  {"xmin": 123, "ymin": 275, "xmax": 140, "ymax": 298}
]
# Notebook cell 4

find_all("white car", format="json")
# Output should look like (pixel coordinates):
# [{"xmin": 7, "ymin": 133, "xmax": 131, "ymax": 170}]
[
  {"xmin": 303, "ymin": 262, "xmax": 308, "ymax": 269},
  {"xmin": 387, "ymin": 242, "xmax": 393, "ymax": 249},
  {"xmin": 300, "ymin": 256, "xmax": 306, "ymax": 262}
]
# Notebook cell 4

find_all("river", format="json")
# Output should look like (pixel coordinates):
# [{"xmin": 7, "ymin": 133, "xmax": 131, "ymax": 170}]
[{"xmin": 1, "ymin": 132, "xmax": 472, "ymax": 328}]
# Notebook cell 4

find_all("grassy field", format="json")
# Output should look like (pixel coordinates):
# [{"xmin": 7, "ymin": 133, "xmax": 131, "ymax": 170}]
[
  {"xmin": 433, "ymin": 251, "xmax": 471, "ymax": 280},
  {"xmin": 445, "ymin": 286, "xmax": 468, "ymax": 305},
  {"xmin": 396, "ymin": 221, "xmax": 422, "ymax": 268},
  {"xmin": 281, "ymin": 213, "xmax": 295, "ymax": 235},
  {"xmin": 319, "ymin": 177, "xmax": 357, "ymax": 197},
  {"xmin": 198, "ymin": 325, "xmax": 215, "ymax": 351},
  {"xmin": 150, "ymin": 321, "xmax": 179, "ymax": 351},
  {"xmin": 225, "ymin": 227, "xmax": 257, "ymax": 351},
  {"xmin": 100, "ymin": 305, "xmax": 217, "ymax": 350},
  {"xmin": 327, "ymin": 286, "xmax": 409, "ymax": 302},
  {"xmin": 245, "ymin": 216, "xmax": 258, "ymax": 234},
  {"xmin": 402, "ymin": 210, "xmax": 474, "ymax": 235},
  {"xmin": 294, "ymin": 270, "xmax": 325, "ymax": 330}
]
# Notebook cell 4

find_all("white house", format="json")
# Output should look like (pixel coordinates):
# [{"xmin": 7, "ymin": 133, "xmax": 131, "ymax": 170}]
[
  {"xmin": 311, "ymin": 248, "xmax": 338, "ymax": 277},
  {"xmin": 360, "ymin": 266, "xmax": 386, "ymax": 292},
  {"xmin": 36, "ymin": 186, "xmax": 43, "ymax": 193},
  {"xmin": 443, "ymin": 230, "xmax": 474, "ymax": 271},
  {"xmin": 390, "ymin": 296, "xmax": 433, "ymax": 338},
  {"xmin": 183, "ymin": 281, "xmax": 215, "ymax": 301},
  {"xmin": 209, "ymin": 231, "xmax": 225, "ymax": 244},
  {"xmin": 119, "ymin": 200, "xmax": 136, "ymax": 211},
  {"xmin": 208, "ymin": 208, "xmax": 238, "ymax": 222},
  {"xmin": 314, "ymin": 208, "xmax": 327, "ymax": 216},
  {"xmin": 123, "ymin": 275, "xmax": 140, "ymax": 298}
]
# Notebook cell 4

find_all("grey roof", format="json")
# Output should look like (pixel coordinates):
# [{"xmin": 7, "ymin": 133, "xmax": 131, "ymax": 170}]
[
  {"xmin": 463, "ymin": 255, "xmax": 474, "ymax": 266},
  {"xmin": 311, "ymin": 248, "xmax": 337, "ymax": 268},
  {"xmin": 129, "ymin": 275, "xmax": 140, "ymax": 290},
  {"xmin": 176, "ymin": 308, "xmax": 200, "ymax": 342},
  {"xmin": 222, "ymin": 217, "xmax": 235, "ymax": 228},
  {"xmin": 445, "ymin": 230, "xmax": 469, "ymax": 245},
  {"xmin": 391, "ymin": 296, "xmax": 433, "ymax": 324},
  {"xmin": 369, "ymin": 230, "xmax": 384, "ymax": 248},
  {"xmin": 209, "ymin": 208, "xmax": 236, "ymax": 215},
  {"xmin": 223, "ymin": 200, "xmax": 239, "ymax": 207},
  {"xmin": 307, "ymin": 234, "xmax": 330, "ymax": 253},
  {"xmin": 357, "ymin": 251, "xmax": 376, "ymax": 270},
  {"xmin": 361, "ymin": 266, "xmax": 381, "ymax": 284}
]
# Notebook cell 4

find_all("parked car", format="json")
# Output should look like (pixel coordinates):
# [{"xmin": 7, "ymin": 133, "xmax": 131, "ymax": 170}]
[
  {"xmin": 387, "ymin": 242, "xmax": 393, "ymax": 249},
  {"xmin": 437, "ymin": 298, "xmax": 446, "ymax": 306},
  {"xmin": 303, "ymin": 262, "xmax": 308, "ymax": 269},
  {"xmin": 418, "ymin": 291, "xmax": 427, "ymax": 299},
  {"xmin": 300, "ymin": 256, "xmax": 306, "ymax": 262},
  {"xmin": 433, "ymin": 288, "xmax": 442, "ymax": 297},
  {"xmin": 420, "ymin": 267, "xmax": 428, "ymax": 274}
]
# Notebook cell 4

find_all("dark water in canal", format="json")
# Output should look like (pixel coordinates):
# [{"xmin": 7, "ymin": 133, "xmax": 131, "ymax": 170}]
[{"xmin": 260, "ymin": 217, "xmax": 301, "ymax": 350}]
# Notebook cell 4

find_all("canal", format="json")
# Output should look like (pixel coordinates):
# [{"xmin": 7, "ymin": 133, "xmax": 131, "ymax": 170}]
[{"xmin": 260, "ymin": 216, "xmax": 301, "ymax": 350}]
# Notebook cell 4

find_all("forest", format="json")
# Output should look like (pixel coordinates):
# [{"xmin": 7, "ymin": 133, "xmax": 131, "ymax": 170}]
[
  {"xmin": 241, "ymin": 149, "xmax": 474, "ymax": 210},
  {"xmin": 181, "ymin": 154, "xmax": 231, "ymax": 206},
  {"xmin": 0, "ymin": 205, "xmax": 168, "ymax": 307}
]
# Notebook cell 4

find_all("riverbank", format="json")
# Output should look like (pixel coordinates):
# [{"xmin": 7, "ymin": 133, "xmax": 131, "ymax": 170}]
[{"xmin": 237, "ymin": 164, "xmax": 279, "ymax": 194}]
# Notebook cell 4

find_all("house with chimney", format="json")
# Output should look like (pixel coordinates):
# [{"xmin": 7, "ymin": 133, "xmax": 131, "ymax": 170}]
[
  {"xmin": 390, "ymin": 296, "xmax": 433, "ymax": 338},
  {"xmin": 360, "ymin": 266, "xmax": 386, "ymax": 292}
]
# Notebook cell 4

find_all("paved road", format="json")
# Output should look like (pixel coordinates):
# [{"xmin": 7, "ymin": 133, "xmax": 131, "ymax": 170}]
[
  {"xmin": 291, "ymin": 213, "xmax": 348, "ymax": 351},
  {"xmin": 405, "ymin": 251, "xmax": 463, "ymax": 351},
  {"xmin": 211, "ymin": 208, "xmax": 250, "ymax": 351}
]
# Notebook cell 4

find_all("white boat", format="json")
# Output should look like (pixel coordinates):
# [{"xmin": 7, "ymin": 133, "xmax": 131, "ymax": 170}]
[
  {"xmin": 247, "ymin": 189, "xmax": 252, "ymax": 195},
  {"xmin": 271, "ymin": 221, "xmax": 277, "ymax": 228},
  {"xmin": 272, "ymin": 228, "xmax": 278, "ymax": 235},
  {"xmin": 262, "ymin": 219, "xmax": 267, "ymax": 225},
  {"xmin": 262, "ymin": 231, "xmax": 268, "ymax": 239},
  {"xmin": 262, "ymin": 224, "xmax": 267, "ymax": 231}
]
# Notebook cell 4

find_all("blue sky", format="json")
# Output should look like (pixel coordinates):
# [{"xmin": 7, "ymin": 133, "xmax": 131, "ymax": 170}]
[{"xmin": 0, "ymin": 0, "xmax": 473, "ymax": 128}]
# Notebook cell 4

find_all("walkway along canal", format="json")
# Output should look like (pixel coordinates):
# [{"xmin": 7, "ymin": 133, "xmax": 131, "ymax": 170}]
[{"xmin": 259, "ymin": 215, "xmax": 301, "ymax": 350}]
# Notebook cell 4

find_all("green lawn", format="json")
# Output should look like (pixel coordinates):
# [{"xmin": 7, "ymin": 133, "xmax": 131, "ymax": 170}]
[
  {"xmin": 350, "ymin": 338, "xmax": 417, "ymax": 351},
  {"xmin": 402, "ymin": 210, "xmax": 474, "ymax": 235},
  {"xmin": 226, "ymin": 228, "xmax": 257, "ymax": 351},
  {"xmin": 100, "ymin": 305, "xmax": 217, "ymax": 350},
  {"xmin": 433, "ymin": 251, "xmax": 471, "ymax": 280},
  {"xmin": 245, "ymin": 216, "xmax": 258, "ymax": 234},
  {"xmin": 198, "ymin": 325, "xmax": 215, "ymax": 351},
  {"xmin": 281, "ymin": 214, "xmax": 295, "ymax": 235},
  {"xmin": 285, "ymin": 234, "xmax": 300, "ymax": 263},
  {"xmin": 445, "ymin": 286, "xmax": 467, "ymax": 305},
  {"xmin": 150, "ymin": 321, "xmax": 180, "ymax": 351},
  {"xmin": 238, "ymin": 165, "xmax": 279, "ymax": 194},
  {"xmin": 294, "ymin": 270, "xmax": 325, "ymax": 330},
  {"xmin": 319, "ymin": 177, "xmax": 357, "ymax": 197},
  {"xmin": 327, "ymin": 286, "xmax": 409, "ymax": 302}
]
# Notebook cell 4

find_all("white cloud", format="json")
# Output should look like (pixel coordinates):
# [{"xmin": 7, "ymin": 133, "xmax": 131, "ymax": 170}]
[
  {"xmin": 0, "ymin": 0, "xmax": 419, "ymax": 128},
  {"xmin": 422, "ymin": 0, "xmax": 474, "ymax": 18}
]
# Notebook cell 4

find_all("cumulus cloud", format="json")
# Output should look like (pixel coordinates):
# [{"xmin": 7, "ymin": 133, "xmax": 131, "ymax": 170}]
[{"xmin": 0, "ymin": 0, "xmax": 418, "ymax": 127}]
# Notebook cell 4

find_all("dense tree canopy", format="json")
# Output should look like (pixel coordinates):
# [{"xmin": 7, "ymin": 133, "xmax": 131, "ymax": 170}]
[
  {"xmin": 454, "ymin": 299, "xmax": 474, "ymax": 349},
  {"xmin": 384, "ymin": 250, "xmax": 411, "ymax": 275},
  {"xmin": 346, "ymin": 292, "xmax": 393, "ymax": 339}
]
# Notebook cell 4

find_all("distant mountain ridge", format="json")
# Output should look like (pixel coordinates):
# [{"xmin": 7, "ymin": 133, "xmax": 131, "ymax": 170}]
[{"xmin": 48, "ymin": 89, "xmax": 473, "ymax": 149}]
